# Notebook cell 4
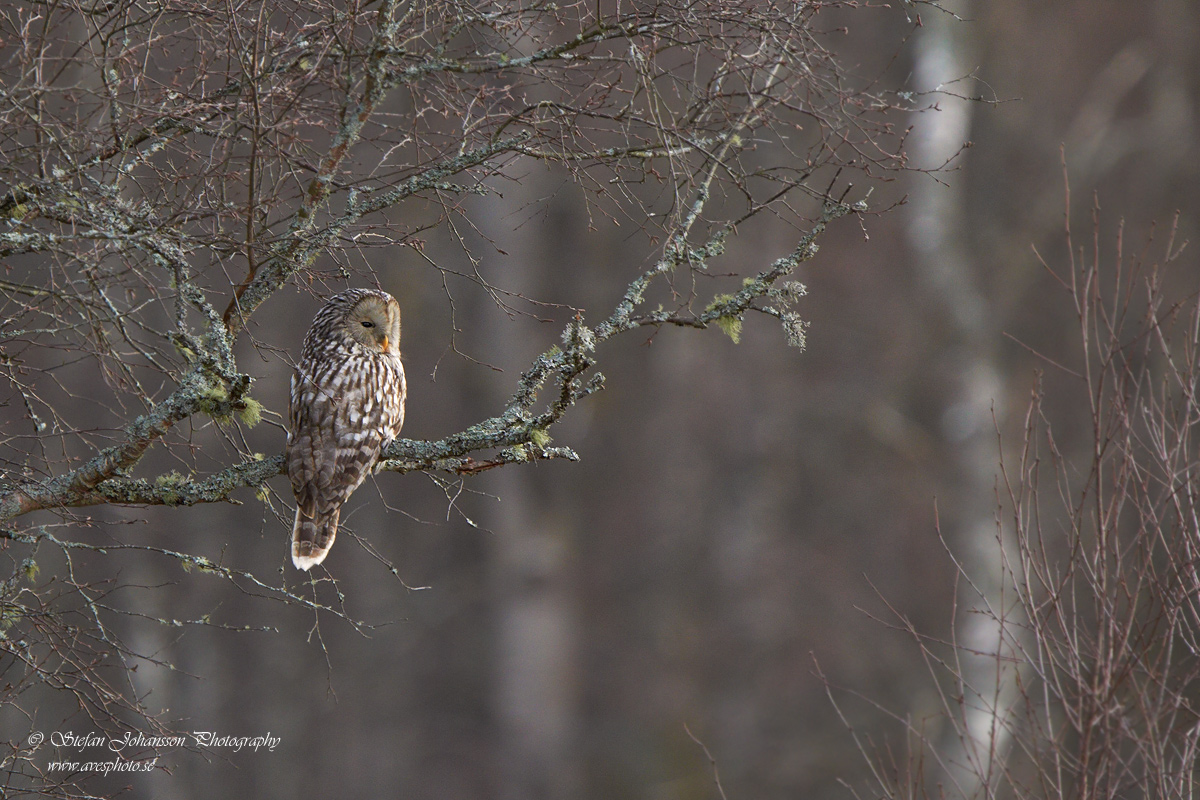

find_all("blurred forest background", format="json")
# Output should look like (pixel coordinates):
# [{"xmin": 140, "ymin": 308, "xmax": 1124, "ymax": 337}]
[{"xmin": 3, "ymin": 0, "xmax": 1200, "ymax": 798}]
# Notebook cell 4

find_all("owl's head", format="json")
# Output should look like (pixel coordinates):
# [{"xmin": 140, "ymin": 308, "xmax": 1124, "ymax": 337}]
[{"xmin": 342, "ymin": 292, "xmax": 401, "ymax": 356}]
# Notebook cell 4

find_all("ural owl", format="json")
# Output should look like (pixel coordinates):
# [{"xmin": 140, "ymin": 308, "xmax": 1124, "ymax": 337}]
[{"xmin": 287, "ymin": 289, "xmax": 406, "ymax": 570}]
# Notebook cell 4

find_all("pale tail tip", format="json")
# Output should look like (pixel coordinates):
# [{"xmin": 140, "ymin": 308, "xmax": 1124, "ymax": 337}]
[{"xmin": 291, "ymin": 550, "xmax": 327, "ymax": 571}]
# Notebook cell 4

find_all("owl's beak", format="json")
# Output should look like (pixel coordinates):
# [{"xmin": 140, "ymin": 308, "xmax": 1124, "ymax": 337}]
[{"xmin": 381, "ymin": 335, "xmax": 389, "ymax": 352}]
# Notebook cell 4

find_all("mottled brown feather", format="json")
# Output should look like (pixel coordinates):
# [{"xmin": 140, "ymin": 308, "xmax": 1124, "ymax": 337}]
[{"xmin": 287, "ymin": 289, "xmax": 406, "ymax": 570}]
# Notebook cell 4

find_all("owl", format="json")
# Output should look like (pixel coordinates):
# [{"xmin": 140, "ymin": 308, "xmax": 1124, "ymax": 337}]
[{"xmin": 287, "ymin": 289, "xmax": 407, "ymax": 570}]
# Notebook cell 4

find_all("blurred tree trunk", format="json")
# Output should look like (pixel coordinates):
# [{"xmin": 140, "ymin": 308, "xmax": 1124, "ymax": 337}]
[
  {"xmin": 472, "ymin": 184, "xmax": 582, "ymax": 800},
  {"xmin": 489, "ymin": 469, "xmax": 580, "ymax": 800},
  {"xmin": 906, "ymin": 3, "xmax": 1017, "ymax": 792}
]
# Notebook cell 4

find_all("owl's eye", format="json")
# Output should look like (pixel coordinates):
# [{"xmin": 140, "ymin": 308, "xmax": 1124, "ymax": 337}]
[{"xmin": 360, "ymin": 320, "xmax": 375, "ymax": 328}]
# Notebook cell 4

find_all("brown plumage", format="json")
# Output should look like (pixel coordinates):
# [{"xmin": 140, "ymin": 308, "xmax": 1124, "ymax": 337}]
[{"xmin": 287, "ymin": 289, "xmax": 406, "ymax": 570}]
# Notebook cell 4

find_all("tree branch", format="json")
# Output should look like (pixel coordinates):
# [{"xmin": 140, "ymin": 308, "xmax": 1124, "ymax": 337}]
[{"xmin": 0, "ymin": 196, "xmax": 848, "ymax": 520}]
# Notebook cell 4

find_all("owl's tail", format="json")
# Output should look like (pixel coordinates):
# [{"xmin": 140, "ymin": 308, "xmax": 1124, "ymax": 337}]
[{"xmin": 291, "ymin": 504, "xmax": 340, "ymax": 571}]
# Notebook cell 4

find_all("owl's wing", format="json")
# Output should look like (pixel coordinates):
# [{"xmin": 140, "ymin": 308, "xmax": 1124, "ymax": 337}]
[
  {"xmin": 288, "ymin": 370, "xmax": 349, "ymax": 569},
  {"xmin": 287, "ymin": 366, "xmax": 392, "ymax": 569}
]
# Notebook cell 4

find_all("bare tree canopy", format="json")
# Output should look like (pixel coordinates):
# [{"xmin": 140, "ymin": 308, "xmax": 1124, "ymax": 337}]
[
  {"xmin": 0, "ymin": 0, "xmax": 915, "ymax": 794},
  {"xmin": 0, "ymin": 0, "xmax": 894, "ymax": 519}
]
